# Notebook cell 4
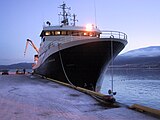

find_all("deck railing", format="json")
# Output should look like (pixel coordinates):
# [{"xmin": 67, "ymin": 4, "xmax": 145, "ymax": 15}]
[{"xmin": 100, "ymin": 31, "xmax": 127, "ymax": 40}]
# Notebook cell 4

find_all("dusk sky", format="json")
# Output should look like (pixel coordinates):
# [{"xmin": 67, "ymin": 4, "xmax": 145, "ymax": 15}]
[{"xmin": 0, "ymin": 0, "xmax": 160, "ymax": 65}]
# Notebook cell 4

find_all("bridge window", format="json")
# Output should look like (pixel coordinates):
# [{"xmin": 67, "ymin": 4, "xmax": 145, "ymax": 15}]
[
  {"xmin": 55, "ymin": 31, "xmax": 60, "ymax": 35},
  {"xmin": 96, "ymin": 34, "xmax": 100, "ymax": 38},
  {"xmin": 61, "ymin": 31, "xmax": 66, "ymax": 35},
  {"xmin": 72, "ymin": 32, "xmax": 80, "ymax": 36},
  {"xmin": 83, "ymin": 32, "xmax": 88, "ymax": 36},
  {"xmin": 44, "ymin": 30, "xmax": 99, "ymax": 37},
  {"xmin": 89, "ymin": 32, "xmax": 94, "ymax": 37},
  {"xmin": 45, "ymin": 31, "xmax": 51, "ymax": 36},
  {"xmin": 51, "ymin": 31, "xmax": 55, "ymax": 35}
]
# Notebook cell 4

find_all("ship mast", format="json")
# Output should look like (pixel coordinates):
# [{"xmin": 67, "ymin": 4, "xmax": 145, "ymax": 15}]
[
  {"xmin": 71, "ymin": 14, "xmax": 78, "ymax": 26},
  {"xmin": 59, "ymin": 2, "xmax": 71, "ymax": 26}
]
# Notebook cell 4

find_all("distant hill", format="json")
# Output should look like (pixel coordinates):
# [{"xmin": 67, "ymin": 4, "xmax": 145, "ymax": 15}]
[
  {"xmin": 120, "ymin": 46, "xmax": 160, "ymax": 58},
  {"xmin": 0, "ymin": 63, "xmax": 33, "ymax": 69},
  {"xmin": 113, "ymin": 46, "xmax": 160, "ymax": 68}
]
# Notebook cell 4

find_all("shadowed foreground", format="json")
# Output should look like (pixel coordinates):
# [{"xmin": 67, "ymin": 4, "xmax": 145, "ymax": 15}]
[{"xmin": 0, "ymin": 74, "xmax": 158, "ymax": 120}]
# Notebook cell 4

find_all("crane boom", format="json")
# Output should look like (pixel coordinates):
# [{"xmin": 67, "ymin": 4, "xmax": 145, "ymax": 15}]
[{"xmin": 24, "ymin": 39, "xmax": 39, "ymax": 56}]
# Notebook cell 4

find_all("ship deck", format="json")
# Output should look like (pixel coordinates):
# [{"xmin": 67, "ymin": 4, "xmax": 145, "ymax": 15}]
[{"xmin": 0, "ymin": 74, "xmax": 159, "ymax": 120}]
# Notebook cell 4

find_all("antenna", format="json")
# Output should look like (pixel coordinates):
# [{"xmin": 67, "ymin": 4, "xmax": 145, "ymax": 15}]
[
  {"xmin": 94, "ymin": 0, "xmax": 97, "ymax": 27},
  {"xmin": 58, "ymin": 2, "xmax": 71, "ymax": 25},
  {"xmin": 71, "ymin": 14, "xmax": 78, "ymax": 26}
]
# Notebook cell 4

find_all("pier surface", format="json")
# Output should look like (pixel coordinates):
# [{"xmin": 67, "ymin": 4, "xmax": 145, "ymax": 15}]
[{"xmin": 0, "ymin": 74, "xmax": 158, "ymax": 120}]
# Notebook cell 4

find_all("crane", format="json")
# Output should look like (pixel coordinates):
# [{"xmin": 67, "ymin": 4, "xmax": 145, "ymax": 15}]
[{"xmin": 24, "ymin": 39, "xmax": 39, "ymax": 56}]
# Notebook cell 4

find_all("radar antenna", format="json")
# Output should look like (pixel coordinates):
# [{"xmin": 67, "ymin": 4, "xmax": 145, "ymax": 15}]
[{"xmin": 58, "ymin": 2, "xmax": 71, "ymax": 25}]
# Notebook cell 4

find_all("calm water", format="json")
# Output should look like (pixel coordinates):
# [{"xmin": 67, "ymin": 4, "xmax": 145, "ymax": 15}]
[{"xmin": 100, "ymin": 68, "xmax": 160, "ymax": 110}]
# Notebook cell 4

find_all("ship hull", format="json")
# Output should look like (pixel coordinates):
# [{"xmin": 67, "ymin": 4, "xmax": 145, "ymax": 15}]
[{"xmin": 34, "ymin": 39, "xmax": 126, "ymax": 91}]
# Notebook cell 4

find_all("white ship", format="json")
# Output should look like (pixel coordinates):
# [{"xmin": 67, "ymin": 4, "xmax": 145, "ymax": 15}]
[{"xmin": 25, "ymin": 2, "xmax": 127, "ymax": 91}]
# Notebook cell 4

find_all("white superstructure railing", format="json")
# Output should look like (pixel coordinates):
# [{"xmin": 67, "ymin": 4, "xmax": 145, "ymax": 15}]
[{"xmin": 100, "ymin": 31, "xmax": 127, "ymax": 40}]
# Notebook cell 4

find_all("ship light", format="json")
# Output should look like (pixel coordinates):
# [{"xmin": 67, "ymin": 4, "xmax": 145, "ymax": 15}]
[
  {"xmin": 55, "ymin": 31, "xmax": 60, "ymax": 35},
  {"xmin": 86, "ymin": 24, "xmax": 93, "ymax": 31},
  {"xmin": 45, "ymin": 31, "xmax": 51, "ymax": 36},
  {"xmin": 89, "ymin": 33, "xmax": 93, "ymax": 36},
  {"xmin": 84, "ymin": 32, "xmax": 87, "ymax": 35}
]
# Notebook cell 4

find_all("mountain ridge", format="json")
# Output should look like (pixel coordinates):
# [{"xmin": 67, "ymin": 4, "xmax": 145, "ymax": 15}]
[
  {"xmin": 0, "ymin": 63, "xmax": 33, "ymax": 69},
  {"xmin": 113, "ymin": 46, "xmax": 160, "ymax": 68}
]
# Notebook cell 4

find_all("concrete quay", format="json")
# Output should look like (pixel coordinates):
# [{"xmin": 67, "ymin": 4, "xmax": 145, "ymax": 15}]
[{"xmin": 0, "ymin": 74, "xmax": 159, "ymax": 120}]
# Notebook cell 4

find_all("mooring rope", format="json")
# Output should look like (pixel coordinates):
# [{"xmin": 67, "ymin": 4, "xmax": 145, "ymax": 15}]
[
  {"xmin": 58, "ymin": 43, "xmax": 75, "ymax": 86},
  {"xmin": 110, "ymin": 35, "xmax": 114, "ymax": 96}
]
